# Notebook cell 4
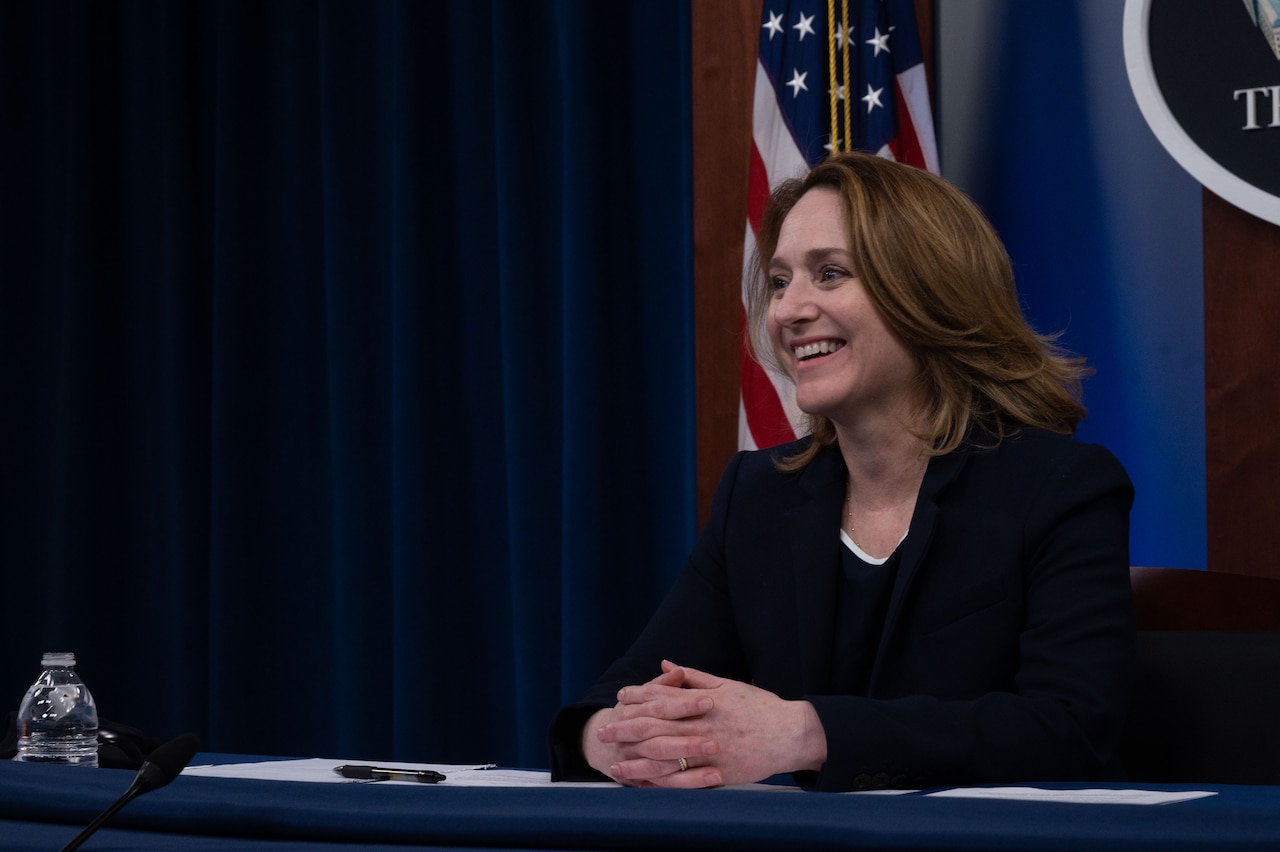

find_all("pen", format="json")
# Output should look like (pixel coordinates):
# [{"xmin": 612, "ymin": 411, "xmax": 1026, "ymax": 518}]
[{"xmin": 334, "ymin": 764, "xmax": 446, "ymax": 783}]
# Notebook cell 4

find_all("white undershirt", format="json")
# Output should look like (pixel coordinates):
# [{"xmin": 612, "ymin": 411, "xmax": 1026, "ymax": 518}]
[{"xmin": 839, "ymin": 528, "xmax": 906, "ymax": 566}]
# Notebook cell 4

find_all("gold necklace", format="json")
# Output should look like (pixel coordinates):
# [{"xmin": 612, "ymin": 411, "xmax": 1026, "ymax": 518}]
[{"xmin": 844, "ymin": 489, "xmax": 856, "ymax": 541}]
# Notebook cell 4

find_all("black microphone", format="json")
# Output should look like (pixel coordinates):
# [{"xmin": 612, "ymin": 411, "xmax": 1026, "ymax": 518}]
[{"xmin": 60, "ymin": 732, "xmax": 201, "ymax": 852}]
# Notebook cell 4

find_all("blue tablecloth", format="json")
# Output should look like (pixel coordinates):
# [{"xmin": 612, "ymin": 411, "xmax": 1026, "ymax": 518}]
[{"xmin": 2, "ymin": 756, "xmax": 1278, "ymax": 851}]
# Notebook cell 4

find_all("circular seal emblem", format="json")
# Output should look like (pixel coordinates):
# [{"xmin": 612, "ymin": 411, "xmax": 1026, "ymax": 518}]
[{"xmin": 1124, "ymin": 0, "xmax": 1280, "ymax": 226}]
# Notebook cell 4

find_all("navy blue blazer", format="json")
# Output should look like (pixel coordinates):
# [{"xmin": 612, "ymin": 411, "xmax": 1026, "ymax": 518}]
[{"xmin": 551, "ymin": 429, "xmax": 1135, "ymax": 791}]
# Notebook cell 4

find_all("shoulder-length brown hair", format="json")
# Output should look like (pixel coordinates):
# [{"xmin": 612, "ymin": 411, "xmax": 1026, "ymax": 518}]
[{"xmin": 747, "ymin": 151, "xmax": 1088, "ymax": 469}]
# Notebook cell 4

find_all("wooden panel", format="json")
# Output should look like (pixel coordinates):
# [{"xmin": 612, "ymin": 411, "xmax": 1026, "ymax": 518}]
[
  {"xmin": 1203, "ymin": 189, "xmax": 1280, "ymax": 579},
  {"xmin": 691, "ymin": 0, "xmax": 759, "ymax": 526}
]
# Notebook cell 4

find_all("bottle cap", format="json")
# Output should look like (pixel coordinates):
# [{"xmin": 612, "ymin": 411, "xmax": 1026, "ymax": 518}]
[{"xmin": 41, "ymin": 651, "xmax": 76, "ymax": 667}]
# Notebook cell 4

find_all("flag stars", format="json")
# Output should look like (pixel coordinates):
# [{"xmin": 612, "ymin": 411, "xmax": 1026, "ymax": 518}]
[
  {"xmin": 862, "ymin": 84, "xmax": 884, "ymax": 113},
  {"xmin": 763, "ymin": 10, "xmax": 784, "ymax": 40},
  {"xmin": 787, "ymin": 69, "xmax": 809, "ymax": 97},
  {"xmin": 866, "ymin": 27, "xmax": 891, "ymax": 56},
  {"xmin": 833, "ymin": 23, "xmax": 855, "ymax": 50},
  {"xmin": 793, "ymin": 12, "xmax": 816, "ymax": 41}
]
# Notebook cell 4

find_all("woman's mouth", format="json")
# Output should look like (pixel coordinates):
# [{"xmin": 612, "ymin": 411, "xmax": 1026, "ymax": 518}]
[{"xmin": 793, "ymin": 340, "xmax": 846, "ymax": 362}]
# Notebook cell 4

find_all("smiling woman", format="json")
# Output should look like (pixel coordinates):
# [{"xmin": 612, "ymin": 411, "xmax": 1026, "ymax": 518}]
[
  {"xmin": 764, "ymin": 187, "xmax": 922, "ymax": 459},
  {"xmin": 749, "ymin": 153, "xmax": 1091, "ymax": 471},
  {"xmin": 550, "ymin": 151, "xmax": 1136, "ymax": 792}
]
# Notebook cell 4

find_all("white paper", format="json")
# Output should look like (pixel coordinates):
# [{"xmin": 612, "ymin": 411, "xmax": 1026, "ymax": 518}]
[
  {"xmin": 926, "ymin": 786, "xmax": 1217, "ymax": 806},
  {"xmin": 182, "ymin": 757, "xmax": 800, "ymax": 791},
  {"xmin": 183, "ymin": 758, "xmax": 557, "ymax": 787}
]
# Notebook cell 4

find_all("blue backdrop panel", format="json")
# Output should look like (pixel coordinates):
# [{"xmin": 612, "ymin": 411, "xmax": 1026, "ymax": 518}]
[{"xmin": 940, "ymin": 1, "xmax": 1206, "ymax": 571}]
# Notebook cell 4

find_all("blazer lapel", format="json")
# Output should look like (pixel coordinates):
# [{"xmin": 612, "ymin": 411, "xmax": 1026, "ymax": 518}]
[
  {"xmin": 786, "ymin": 446, "xmax": 847, "ymax": 696},
  {"xmin": 871, "ymin": 446, "xmax": 970, "ymax": 686}
]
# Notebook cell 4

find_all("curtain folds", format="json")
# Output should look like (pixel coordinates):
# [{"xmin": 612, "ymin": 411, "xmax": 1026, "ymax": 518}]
[{"xmin": 0, "ymin": 0, "xmax": 694, "ymax": 769}]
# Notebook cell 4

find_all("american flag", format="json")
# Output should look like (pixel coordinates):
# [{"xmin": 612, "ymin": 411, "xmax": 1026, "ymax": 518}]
[{"xmin": 740, "ymin": 0, "xmax": 938, "ymax": 450}]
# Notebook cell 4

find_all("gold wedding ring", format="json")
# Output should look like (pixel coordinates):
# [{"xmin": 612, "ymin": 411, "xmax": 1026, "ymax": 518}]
[{"xmin": 677, "ymin": 757, "xmax": 689, "ymax": 772}]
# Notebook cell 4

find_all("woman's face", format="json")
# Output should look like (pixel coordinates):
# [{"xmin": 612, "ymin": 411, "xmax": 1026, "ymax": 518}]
[{"xmin": 765, "ymin": 187, "xmax": 921, "ymax": 430}]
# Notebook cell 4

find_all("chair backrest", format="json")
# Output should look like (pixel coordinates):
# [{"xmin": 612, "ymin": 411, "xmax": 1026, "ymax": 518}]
[
  {"xmin": 1130, "ymin": 565, "xmax": 1280, "ymax": 631},
  {"xmin": 1120, "ymin": 566, "xmax": 1280, "ymax": 785}
]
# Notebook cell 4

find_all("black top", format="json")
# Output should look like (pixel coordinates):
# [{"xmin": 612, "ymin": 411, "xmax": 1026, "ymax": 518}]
[{"xmin": 829, "ymin": 539, "xmax": 900, "ymax": 697}]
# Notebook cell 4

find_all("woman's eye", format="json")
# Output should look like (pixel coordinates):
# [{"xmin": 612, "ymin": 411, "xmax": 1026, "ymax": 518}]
[
  {"xmin": 771, "ymin": 277, "xmax": 789, "ymax": 291},
  {"xmin": 820, "ymin": 267, "xmax": 846, "ymax": 282}
]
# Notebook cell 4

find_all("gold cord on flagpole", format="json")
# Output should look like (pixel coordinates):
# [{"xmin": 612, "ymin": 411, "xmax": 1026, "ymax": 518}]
[
  {"xmin": 827, "ymin": 0, "xmax": 838, "ymax": 154},
  {"xmin": 827, "ymin": 0, "xmax": 853, "ymax": 155}
]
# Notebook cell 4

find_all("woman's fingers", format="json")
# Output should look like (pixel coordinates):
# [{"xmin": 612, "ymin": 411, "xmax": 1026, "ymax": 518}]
[
  {"xmin": 611, "ymin": 688, "xmax": 714, "ymax": 722},
  {"xmin": 662, "ymin": 663, "xmax": 721, "ymax": 689},
  {"xmin": 642, "ymin": 765, "xmax": 725, "ymax": 789},
  {"xmin": 598, "ymin": 716, "xmax": 718, "ymax": 752},
  {"xmin": 611, "ymin": 755, "xmax": 724, "ymax": 788}
]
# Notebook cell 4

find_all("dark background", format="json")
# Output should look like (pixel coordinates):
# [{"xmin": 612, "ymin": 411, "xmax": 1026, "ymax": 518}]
[{"xmin": 0, "ymin": 0, "xmax": 695, "ymax": 769}]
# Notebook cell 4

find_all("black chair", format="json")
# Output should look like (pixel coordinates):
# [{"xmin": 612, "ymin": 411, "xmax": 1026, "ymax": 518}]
[{"xmin": 1119, "ymin": 566, "xmax": 1280, "ymax": 785}]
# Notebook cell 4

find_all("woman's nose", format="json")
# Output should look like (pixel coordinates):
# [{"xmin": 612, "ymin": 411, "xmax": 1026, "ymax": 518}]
[{"xmin": 771, "ymin": 280, "xmax": 816, "ymax": 325}]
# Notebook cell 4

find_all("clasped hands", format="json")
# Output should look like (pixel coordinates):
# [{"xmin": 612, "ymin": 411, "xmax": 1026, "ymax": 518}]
[{"xmin": 581, "ymin": 660, "xmax": 827, "ymax": 788}]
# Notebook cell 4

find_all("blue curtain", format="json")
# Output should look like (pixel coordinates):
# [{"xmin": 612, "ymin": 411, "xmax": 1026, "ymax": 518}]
[{"xmin": 0, "ymin": 0, "xmax": 694, "ymax": 769}]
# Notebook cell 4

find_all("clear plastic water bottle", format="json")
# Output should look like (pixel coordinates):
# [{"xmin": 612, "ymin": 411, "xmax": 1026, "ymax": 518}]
[{"xmin": 13, "ymin": 652, "xmax": 99, "ymax": 767}]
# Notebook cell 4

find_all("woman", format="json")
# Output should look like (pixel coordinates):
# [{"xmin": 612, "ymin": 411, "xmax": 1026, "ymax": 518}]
[{"xmin": 549, "ymin": 152, "xmax": 1134, "ymax": 791}]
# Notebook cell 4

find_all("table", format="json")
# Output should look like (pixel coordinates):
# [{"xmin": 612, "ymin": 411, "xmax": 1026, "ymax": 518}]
[{"xmin": 1, "ymin": 755, "xmax": 1278, "ymax": 851}]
